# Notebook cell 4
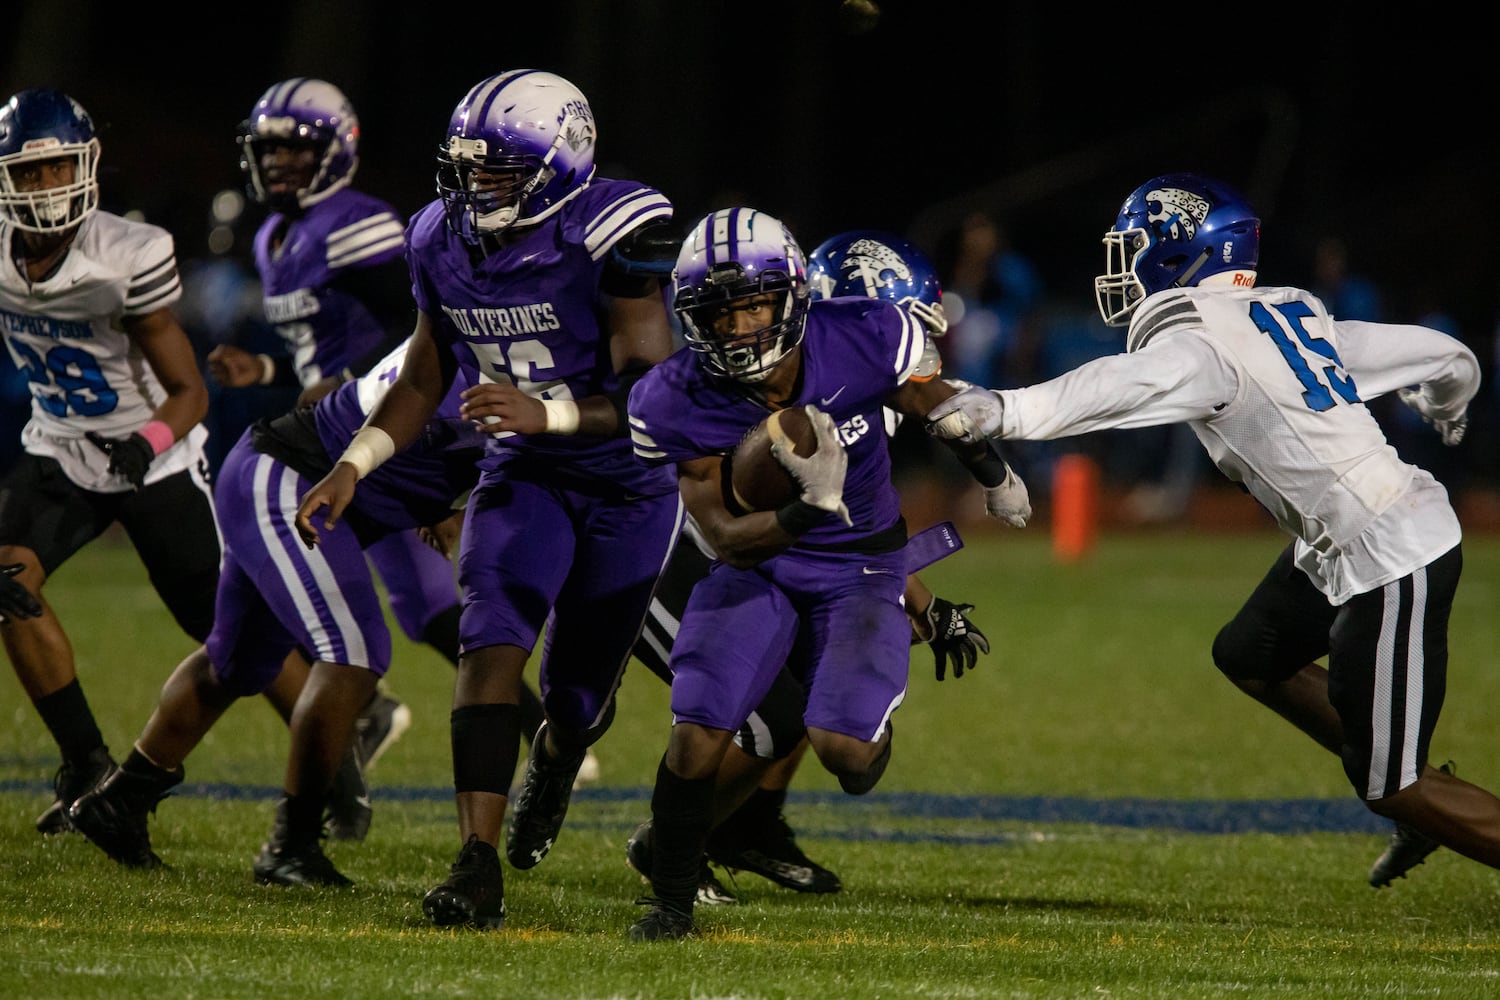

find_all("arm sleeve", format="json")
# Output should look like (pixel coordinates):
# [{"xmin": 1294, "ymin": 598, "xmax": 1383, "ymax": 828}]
[
  {"xmin": 997, "ymin": 332, "xmax": 1235, "ymax": 440},
  {"xmin": 1335, "ymin": 319, "xmax": 1481, "ymax": 418}
]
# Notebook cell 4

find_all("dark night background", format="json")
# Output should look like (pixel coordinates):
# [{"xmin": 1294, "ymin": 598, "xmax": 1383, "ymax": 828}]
[{"xmin": 4, "ymin": 1, "xmax": 1499, "ymax": 492}]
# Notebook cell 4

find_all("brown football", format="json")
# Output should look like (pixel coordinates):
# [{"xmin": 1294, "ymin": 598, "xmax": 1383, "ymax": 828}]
[{"xmin": 728, "ymin": 406, "xmax": 819, "ymax": 513}]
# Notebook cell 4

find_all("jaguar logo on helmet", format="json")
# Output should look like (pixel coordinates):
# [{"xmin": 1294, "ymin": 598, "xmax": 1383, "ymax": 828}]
[
  {"xmin": 1146, "ymin": 186, "xmax": 1211, "ymax": 243},
  {"xmin": 842, "ymin": 238, "xmax": 912, "ymax": 292}
]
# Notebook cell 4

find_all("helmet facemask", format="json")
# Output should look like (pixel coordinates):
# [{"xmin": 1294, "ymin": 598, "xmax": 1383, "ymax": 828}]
[
  {"xmin": 0, "ymin": 139, "xmax": 100, "ymax": 234},
  {"xmin": 677, "ymin": 271, "xmax": 809, "ymax": 383},
  {"xmin": 436, "ymin": 137, "xmax": 556, "ymax": 240},
  {"xmin": 1093, "ymin": 227, "xmax": 1151, "ymax": 326},
  {"xmin": 241, "ymin": 130, "xmax": 345, "ymax": 213},
  {"xmin": 436, "ymin": 71, "xmax": 596, "ymax": 244}
]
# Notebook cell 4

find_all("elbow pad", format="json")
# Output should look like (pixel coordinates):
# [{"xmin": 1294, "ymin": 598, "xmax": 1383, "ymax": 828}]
[{"xmin": 607, "ymin": 220, "xmax": 684, "ymax": 280}]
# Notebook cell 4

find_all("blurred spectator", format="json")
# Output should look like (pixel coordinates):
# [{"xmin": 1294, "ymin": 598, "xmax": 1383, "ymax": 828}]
[
  {"xmin": 937, "ymin": 212, "xmax": 1046, "ymax": 388},
  {"xmin": 1312, "ymin": 235, "xmax": 1384, "ymax": 322}
]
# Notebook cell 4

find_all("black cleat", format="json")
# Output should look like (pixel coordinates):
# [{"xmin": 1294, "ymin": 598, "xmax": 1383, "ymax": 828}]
[
  {"xmin": 36, "ymin": 746, "xmax": 117, "ymax": 836},
  {"xmin": 424, "ymin": 835, "xmax": 506, "ymax": 929},
  {"xmin": 625, "ymin": 821, "xmax": 737, "ymax": 906},
  {"xmin": 355, "ymin": 688, "xmax": 411, "ymax": 771},
  {"xmin": 324, "ymin": 744, "xmax": 372, "ymax": 842},
  {"xmin": 253, "ymin": 796, "xmax": 351, "ymax": 886},
  {"xmin": 68, "ymin": 761, "xmax": 181, "ymax": 869},
  {"xmin": 1369, "ymin": 762, "xmax": 1454, "ymax": 888},
  {"xmin": 253, "ymin": 840, "xmax": 351, "ymax": 887},
  {"xmin": 627, "ymin": 897, "xmax": 696, "ymax": 942},
  {"xmin": 506, "ymin": 722, "xmax": 585, "ymax": 870},
  {"xmin": 706, "ymin": 811, "xmax": 842, "ymax": 894}
]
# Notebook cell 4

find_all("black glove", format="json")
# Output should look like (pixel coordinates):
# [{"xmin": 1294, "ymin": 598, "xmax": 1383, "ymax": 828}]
[
  {"xmin": 85, "ymin": 431, "xmax": 156, "ymax": 490},
  {"xmin": 925, "ymin": 597, "xmax": 990, "ymax": 681},
  {"xmin": 0, "ymin": 563, "xmax": 42, "ymax": 623}
]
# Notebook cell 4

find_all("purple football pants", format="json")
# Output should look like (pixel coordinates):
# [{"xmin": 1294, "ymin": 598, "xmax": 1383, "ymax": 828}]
[
  {"xmin": 366, "ymin": 529, "xmax": 458, "ymax": 641},
  {"xmin": 457, "ymin": 466, "xmax": 682, "ymax": 732},
  {"xmin": 669, "ymin": 544, "xmax": 910, "ymax": 741},
  {"xmin": 206, "ymin": 438, "xmax": 393, "ymax": 695}
]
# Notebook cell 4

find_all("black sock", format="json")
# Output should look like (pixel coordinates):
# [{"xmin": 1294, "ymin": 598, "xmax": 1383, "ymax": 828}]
[
  {"xmin": 736, "ymin": 786, "xmax": 785, "ymax": 828},
  {"xmin": 284, "ymin": 791, "xmax": 325, "ymax": 843},
  {"xmin": 649, "ymin": 755, "xmax": 714, "ymax": 909},
  {"xmin": 34, "ymin": 679, "xmax": 105, "ymax": 762},
  {"xmin": 451, "ymin": 703, "xmax": 520, "ymax": 794}
]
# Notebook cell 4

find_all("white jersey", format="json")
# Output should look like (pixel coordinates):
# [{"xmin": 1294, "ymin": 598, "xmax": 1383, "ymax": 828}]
[
  {"xmin": 0, "ymin": 211, "xmax": 207, "ymax": 492},
  {"xmin": 993, "ymin": 285, "xmax": 1480, "ymax": 604}
]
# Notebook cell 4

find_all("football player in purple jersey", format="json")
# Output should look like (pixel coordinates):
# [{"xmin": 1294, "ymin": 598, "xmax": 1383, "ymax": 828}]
[
  {"xmin": 208, "ymin": 80, "xmax": 424, "ymax": 781},
  {"xmin": 626, "ymin": 230, "xmax": 992, "ymax": 904},
  {"xmin": 928, "ymin": 172, "xmax": 1500, "ymax": 892},
  {"xmin": 69, "ymin": 338, "xmax": 483, "ymax": 884},
  {"xmin": 296, "ymin": 70, "xmax": 685, "ymax": 931},
  {"xmin": 214, "ymin": 79, "xmax": 564, "ymax": 797},
  {"xmin": 622, "ymin": 208, "xmax": 1029, "ymax": 940},
  {"xmin": 0, "ymin": 88, "xmax": 224, "ymax": 837}
]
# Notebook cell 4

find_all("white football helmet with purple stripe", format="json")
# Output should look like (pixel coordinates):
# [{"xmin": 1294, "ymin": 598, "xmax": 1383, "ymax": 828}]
[
  {"xmin": 238, "ymin": 77, "xmax": 360, "ymax": 212},
  {"xmin": 673, "ymin": 208, "xmax": 811, "ymax": 384},
  {"xmin": 436, "ymin": 69, "xmax": 596, "ymax": 241}
]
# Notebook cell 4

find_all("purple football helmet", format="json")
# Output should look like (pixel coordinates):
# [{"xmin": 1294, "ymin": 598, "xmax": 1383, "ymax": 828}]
[
  {"xmin": 1095, "ymin": 173, "xmax": 1261, "ymax": 326},
  {"xmin": 808, "ymin": 229, "xmax": 947, "ymax": 335},
  {"xmin": 436, "ymin": 69, "xmax": 596, "ymax": 241},
  {"xmin": 0, "ymin": 88, "xmax": 101, "ymax": 234},
  {"xmin": 238, "ymin": 78, "xmax": 360, "ymax": 212},
  {"xmin": 673, "ymin": 208, "xmax": 810, "ymax": 384}
]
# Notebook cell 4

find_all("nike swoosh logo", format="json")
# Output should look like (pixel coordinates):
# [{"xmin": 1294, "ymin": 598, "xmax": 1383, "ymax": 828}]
[
  {"xmin": 820, "ymin": 386, "xmax": 846, "ymax": 406},
  {"xmin": 861, "ymin": 566, "xmax": 894, "ymax": 575}
]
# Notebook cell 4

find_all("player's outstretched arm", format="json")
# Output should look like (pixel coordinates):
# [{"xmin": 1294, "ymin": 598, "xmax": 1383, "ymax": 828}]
[{"xmin": 895, "ymin": 378, "xmax": 1030, "ymax": 527}]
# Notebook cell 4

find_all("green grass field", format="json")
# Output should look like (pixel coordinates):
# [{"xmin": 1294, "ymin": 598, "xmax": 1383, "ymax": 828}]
[{"xmin": 2, "ymin": 526, "xmax": 1498, "ymax": 999}]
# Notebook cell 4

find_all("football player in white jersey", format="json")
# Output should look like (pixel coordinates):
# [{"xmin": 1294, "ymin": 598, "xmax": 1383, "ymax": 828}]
[
  {"xmin": 0, "ymin": 88, "xmax": 224, "ymax": 836},
  {"xmin": 928, "ymin": 172, "xmax": 1500, "ymax": 890}
]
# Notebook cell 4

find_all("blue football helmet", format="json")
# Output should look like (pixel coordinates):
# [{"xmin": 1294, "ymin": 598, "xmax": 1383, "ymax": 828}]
[
  {"xmin": 238, "ymin": 78, "xmax": 360, "ymax": 213},
  {"xmin": 808, "ymin": 229, "xmax": 947, "ymax": 335},
  {"xmin": 0, "ymin": 88, "xmax": 101, "ymax": 234},
  {"xmin": 1095, "ymin": 173, "xmax": 1260, "ymax": 326},
  {"xmin": 436, "ymin": 69, "xmax": 596, "ymax": 241},
  {"xmin": 673, "ymin": 208, "xmax": 810, "ymax": 384}
]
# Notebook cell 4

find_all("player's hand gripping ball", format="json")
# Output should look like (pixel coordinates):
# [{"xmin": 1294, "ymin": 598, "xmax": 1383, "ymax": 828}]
[{"xmin": 727, "ymin": 406, "xmax": 820, "ymax": 513}]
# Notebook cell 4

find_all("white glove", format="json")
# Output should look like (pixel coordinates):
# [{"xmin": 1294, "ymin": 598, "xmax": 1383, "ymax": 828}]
[
  {"xmin": 926, "ymin": 385, "xmax": 1005, "ymax": 444},
  {"xmin": 983, "ymin": 462, "xmax": 1032, "ymax": 528},
  {"xmin": 773, "ymin": 405, "xmax": 852, "ymax": 526},
  {"xmin": 1398, "ymin": 387, "xmax": 1468, "ymax": 446}
]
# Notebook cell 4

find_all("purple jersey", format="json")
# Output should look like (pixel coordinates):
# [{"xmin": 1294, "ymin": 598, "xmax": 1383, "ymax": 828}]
[
  {"xmin": 310, "ymin": 339, "xmax": 480, "ymax": 534},
  {"xmin": 405, "ymin": 178, "xmax": 675, "ymax": 496},
  {"xmin": 253, "ymin": 187, "xmax": 406, "ymax": 387},
  {"xmin": 629, "ymin": 297, "xmax": 927, "ymax": 548}
]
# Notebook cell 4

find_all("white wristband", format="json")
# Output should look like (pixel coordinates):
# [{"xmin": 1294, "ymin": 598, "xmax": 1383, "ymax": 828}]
[
  {"xmin": 257, "ymin": 354, "xmax": 276, "ymax": 385},
  {"xmin": 336, "ymin": 425, "xmax": 396, "ymax": 480},
  {"xmin": 542, "ymin": 399, "xmax": 581, "ymax": 435}
]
